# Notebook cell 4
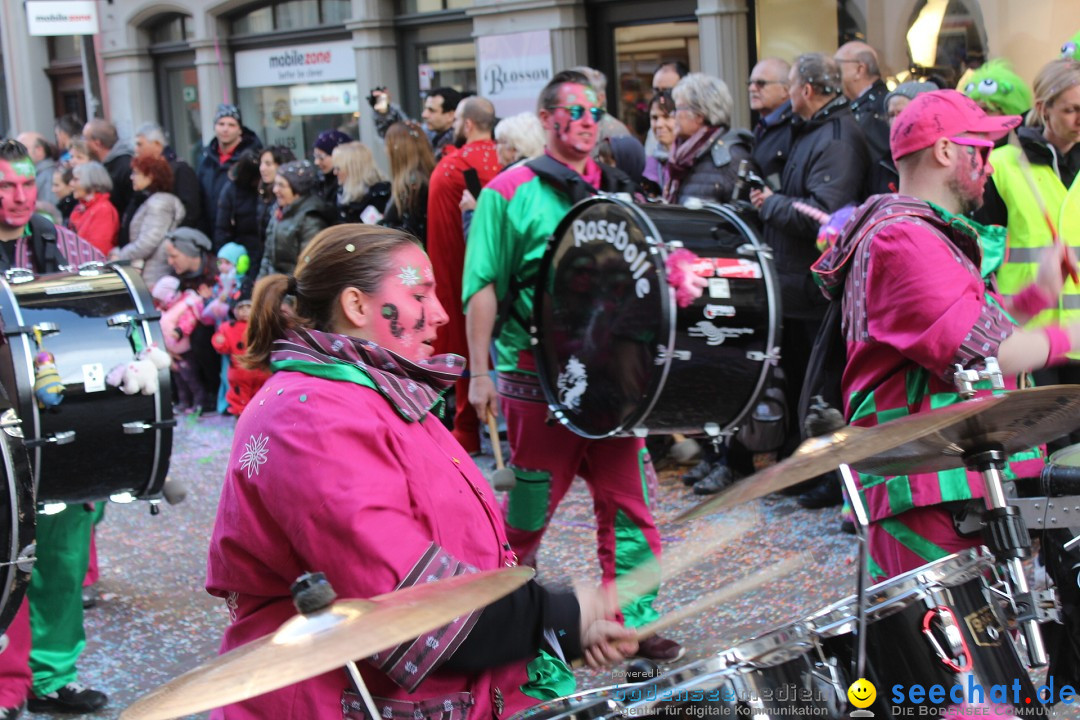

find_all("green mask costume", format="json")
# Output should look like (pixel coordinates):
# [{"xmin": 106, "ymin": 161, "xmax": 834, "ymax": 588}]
[
  {"xmin": 1063, "ymin": 30, "xmax": 1080, "ymax": 61},
  {"xmin": 960, "ymin": 59, "xmax": 1033, "ymax": 117}
]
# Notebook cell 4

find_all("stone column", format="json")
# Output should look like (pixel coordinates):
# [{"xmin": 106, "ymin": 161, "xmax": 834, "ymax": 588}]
[
  {"xmin": 190, "ymin": 38, "xmax": 233, "ymax": 145},
  {"xmin": 696, "ymin": 0, "xmax": 751, "ymax": 128},
  {"xmin": 99, "ymin": 49, "xmax": 156, "ymax": 141},
  {"xmin": 0, "ymin": 2, "xmax": 56, "ymax": 136},
  {"xmin": 346, "ymin": 0, "xmax": 398, "ymax": 172}
]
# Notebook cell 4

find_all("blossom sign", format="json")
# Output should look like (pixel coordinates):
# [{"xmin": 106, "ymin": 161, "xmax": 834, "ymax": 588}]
[{"xmin": 477, "ymin": 31, "xmax": 553, "ymax": 117}]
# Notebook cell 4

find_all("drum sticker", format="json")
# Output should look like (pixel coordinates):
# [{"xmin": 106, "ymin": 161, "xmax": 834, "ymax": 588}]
[
  {"xmin": 711, "ymin": 258, "xmax": 762, "ymax": 279},
  {"xmin": 964, "ymin": 605, "xmax": 1003, "ymax": 646},
  {"xmin": 571, "ymin": 219, "xmax": 652, "ymax": 298},
  {"xmin": 556, "ymin": 356, "xmax": 588, "ymax": 411},
  {"xmin": 82, "ymin": 363, "xmax": 106, "ymax": 393},
  {"xmin": 708, "ymin": 278, "xmax": 731, "ymax": 299},
  {"xmin": 703, "ymin": 304, "xmax": 736, "ymax": 319},
  {"xmin": 687, "ymin": 322, "xmax": 754, "ymax": 346},
  {"xmin": 45, "ymin": 282, "xmax": 94, "ymax": 295}
]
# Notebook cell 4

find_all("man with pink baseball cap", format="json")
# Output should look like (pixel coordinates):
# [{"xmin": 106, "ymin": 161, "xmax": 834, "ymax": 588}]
[{"xmin": 810, "ymin": 89, "xmax": 1080, "ymax": 580}]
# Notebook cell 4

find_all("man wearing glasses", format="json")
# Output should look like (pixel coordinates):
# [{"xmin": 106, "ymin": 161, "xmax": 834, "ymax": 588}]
[
  {"xmin": 463, "ymin": 70, "xmax": 685, "ymax": 663},
  {"xmin": 748, "ymin": 57, "xmax": 793, "ymax": 186},
  {"xmin": 810, "ymin": 90, "xmax": 1076, "ymax": 579},
  {"xmin": 834, "ymin": 41, "xmax": 890, "ymax": 164}
]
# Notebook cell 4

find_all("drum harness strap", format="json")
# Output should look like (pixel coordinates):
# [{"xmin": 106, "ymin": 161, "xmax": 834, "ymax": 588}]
[{"xmin": 492, "ymin": 156, "xmax": 636, "ymax": 341}]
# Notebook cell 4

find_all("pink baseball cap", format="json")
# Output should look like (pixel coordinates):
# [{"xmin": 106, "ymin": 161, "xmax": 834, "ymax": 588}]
[{"xmin": 890, "ymin": 89, "xmax": 1021, "ymax": 161}]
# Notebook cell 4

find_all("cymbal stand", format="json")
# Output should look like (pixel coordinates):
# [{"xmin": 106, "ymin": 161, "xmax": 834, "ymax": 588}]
[
  {"xmin": 952, "ymin": 358, "xmax": 1048, "ymax": 667},
  {"xmin": 837, "ymin": 463, "xmax": 870, "ymax": 684},
  {"xmin": 292, "ymin": 573, "xmax": 381, "ymax": 720}
]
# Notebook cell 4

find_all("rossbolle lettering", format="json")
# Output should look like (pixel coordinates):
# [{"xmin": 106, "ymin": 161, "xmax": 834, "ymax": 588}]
[{"xmin": 571, "ymin": 219, "xmax": 651, "ymax": 299}]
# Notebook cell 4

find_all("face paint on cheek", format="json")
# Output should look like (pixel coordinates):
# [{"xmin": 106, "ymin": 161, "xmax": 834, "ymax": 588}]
[
  {"xmin": 413, "ymin": 307, "xmax": 426, "ymax": 332},
  {"xmin": 11, "ymin": 160, "xmax": 35, "ymax": 179},
  {"xmin": 381, "ymin": 304, "xmax": 405, "ymax": 339}
]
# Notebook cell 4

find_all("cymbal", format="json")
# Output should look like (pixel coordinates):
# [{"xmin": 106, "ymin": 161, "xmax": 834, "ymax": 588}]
[
  {"xmin": 676, "ymin": 393, "xmax": 1011, "ymax": 522},
  {"xmin": 851, "ymin": 384, "xmax": 1080, "ymax": 477},
  {"xmin": 120, "ymin": 567, "xmax": 535, "ymax": 720}
]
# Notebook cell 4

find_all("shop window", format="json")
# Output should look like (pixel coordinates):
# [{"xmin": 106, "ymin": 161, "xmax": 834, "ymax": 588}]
[
  {"xmin": 906, "ymin": 0, "xmax": 986, "ymax": 89},
  {"xmin": 276, "ymin": 0, "xmax": 320, "ymax": 27},
  {"xmin": 231, "ymin": 0, "xmax": 347, "ymax": 35},
  {"xmin": 233, "ymin": 6, "xmax": 273, "ymax": 35},
  {"xmin": 418, "ymin": 42, "xmax": 476, "ymax": 95},
  {"xmin": 48, "ymin": 35, "xmax": 81, "ymax": 63},
  {"xmin": 398, "ymin": 0, "xmax": 471, "ymax": 13},
  {"xmin": 149, "ymin": 15, "xmax": 192, "ymax": 45},
  {"xmin": 322, "ymin": 0, "xmax": 351, "ymax": 23},
  {"xmin": 614, "ymin": 22, "xmax": 699, "ymax": 141}
]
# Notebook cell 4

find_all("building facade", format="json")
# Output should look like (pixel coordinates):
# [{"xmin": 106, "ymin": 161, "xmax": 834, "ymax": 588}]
[{"xmin": 2, "ymin": 0, "xmax": 1079, "ymax": 164}]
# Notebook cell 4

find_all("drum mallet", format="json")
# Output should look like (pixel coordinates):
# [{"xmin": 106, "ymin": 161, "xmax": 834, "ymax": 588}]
[
  {"xmin": 486, "ymin": 410, "xmax": 516, "ymax": 491},
  {"xmin": 669, "ymin": 434, "xmax": 701, "ymax": 464}
]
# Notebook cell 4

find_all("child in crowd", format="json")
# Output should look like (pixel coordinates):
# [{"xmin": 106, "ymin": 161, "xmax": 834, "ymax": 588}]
[
  {"xmin": 203, "ymin": 243, "xmax": 250, "ymax": 413},
  {"xmin": 211, "ymin": 286, "xmax": 269, "ymax": 417},
  {"xmin": 152, "ymin": 275, "xmax": 209, "ymax": 414}
]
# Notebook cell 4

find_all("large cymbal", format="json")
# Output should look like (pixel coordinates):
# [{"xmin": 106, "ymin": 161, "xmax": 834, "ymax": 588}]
[
  {"xmin": 851, "ymin": 384, "xmax": 1080, "ymax": 477},
  {"xmin": 121, "ymin": 567, "xmax": 534, "ymax": 720},
  {"xmin": 676, "ymin": 393, "xmax": 1011, "ymax": 522}
]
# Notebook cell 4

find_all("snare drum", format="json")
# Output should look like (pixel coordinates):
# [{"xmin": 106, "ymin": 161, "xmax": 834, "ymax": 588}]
[
  {"xmin": 0, "ymin": 265, "xmax": 173, "ymax": 503},
  {"xmin": 534, "ymin": 197, "xmax": 780, "ymax": 438}
]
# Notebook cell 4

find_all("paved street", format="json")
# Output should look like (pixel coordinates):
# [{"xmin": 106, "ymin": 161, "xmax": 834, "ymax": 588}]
[{"xmin": 22, "ymin": 415, "xmax": 1079, "ymax": 719}]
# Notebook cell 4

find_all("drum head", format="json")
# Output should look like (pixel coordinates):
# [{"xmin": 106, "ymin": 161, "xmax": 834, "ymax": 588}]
[
  {"xmin": 1049, "ymin": 443, "xmax": 1080, "ymax": 467},
  {"xmin": 535, "ymin": 197, "xmax": 669, "ymax": 438}
]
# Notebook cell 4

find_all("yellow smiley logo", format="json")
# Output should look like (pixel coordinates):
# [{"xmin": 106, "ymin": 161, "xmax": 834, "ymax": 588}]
[{"xmin": 847, "ymin": 678, "xmax": 876, "ymax": 709}]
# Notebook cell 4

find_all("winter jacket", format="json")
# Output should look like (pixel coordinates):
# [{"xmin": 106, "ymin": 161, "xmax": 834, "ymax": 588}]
[
  {"xmin": 382, "ymin": 184, "xmax": 429, "ymax": 246},
  {"xmin": 196, "ymin": 129, "xmax": 262, "ymax": 237},
  {"xmin": 752, "ymin": 100, "xmax": 794, "ymax": 187},
  {"xmin": 759, "ymin": 96, "xmax": 869, "ymax": 317},
  {"xmin": 849, "ymin": 79, "xmax": 891, "ymax": 163},
  {"xmin": 214, "ymin": 182, "xmax": 260, "ymax": 254},
  {"xmin": 669, "ymin": 127, "xmax": 756, "ymax": 204},
  {"xmin": 114, "ymin": 191, "xmax": 185, "ymax": 288},
  {"xmin": 69, "ymin": 193, "xmax": 120, "ymax": 255},
  {"xmin": 171, "ymin": 159, "xmax": 204, "ymax": 231},
  {"xmin": 337, "ymin": 182, "xmax": 391, "ymax": 224},
  {"xmin": 160, "ymin": 290, "xmax": 204, "ymax": 356},
  {"xmin": 35, "ymin": 158, "xmax": 58, "ymax": 206},
  {"xmin": 259, "ymin": 194, "xmax": 333, "ymax": 277},
  {"xmin": 211, "ymin": 320, "xmax": 270, "ymax": 416},
  {"xmin": 103, "ymin": 142, "xmax": 134, "ymax": 219}
]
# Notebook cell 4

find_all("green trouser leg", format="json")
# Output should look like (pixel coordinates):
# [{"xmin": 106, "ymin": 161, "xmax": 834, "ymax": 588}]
[
  {"xmin": 28, "ymin": 504, "xmax": 93, "ymax": 696},
  {"xmin": 614, "ymin": 448, "xmax": 662, "ymax": 629}
]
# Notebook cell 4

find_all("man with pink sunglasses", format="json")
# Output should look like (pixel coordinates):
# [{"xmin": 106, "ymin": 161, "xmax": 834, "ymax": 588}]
[{"xmin": 810, "ymin": 90, "xmax": 1080, "ymax": 580}]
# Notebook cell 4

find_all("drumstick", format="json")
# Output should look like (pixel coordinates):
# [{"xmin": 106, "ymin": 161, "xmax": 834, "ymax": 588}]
[
  {"xmin": 1009, "ymin": 133, "xmax": 1079, "ymax": 283},
  {"xmin": 633, "ymin": 554, "xmax": 803, "ymax": 641},
  {"xmin": 486, "ymin": 410, "xmax": 516, "ymax": 491}
]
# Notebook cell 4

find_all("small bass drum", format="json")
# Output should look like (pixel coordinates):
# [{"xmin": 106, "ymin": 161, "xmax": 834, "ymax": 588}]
[
  {"xmin": 0, "ymin": 265, "xmax": 173, "ymax": 503},
  {"xmin": 534, "ymin": 197, "xmax": 780, "ymax": 438},
  {"xmin": 0, "ymin": 386, "xmax": 33, "ymax": 636}
]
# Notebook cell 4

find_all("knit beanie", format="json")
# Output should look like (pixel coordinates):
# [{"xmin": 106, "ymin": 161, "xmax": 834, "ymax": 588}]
[
  {"xmin": 167, "ymin": 227, "xmax": 212, "ymax": 257},
  {"xmin": 217, "ymin": 242, "xmax": 247, "ymax": 270},
  {"xmin": 313, "ymin": 130, "xmax": 353, "ymax": 156},
  {"xmin": 277, "ymin": 160, "xmax": 318, "ymax": 196}
]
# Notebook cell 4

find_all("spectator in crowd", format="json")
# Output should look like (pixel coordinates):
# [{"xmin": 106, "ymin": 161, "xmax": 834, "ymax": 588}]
[
  {"xmin": 835, "ymin": 41, "xmax": 890, "ymax": 163},
  {"xmin": 68, "ymin": 138, "xmax": 91, "ymax": 166},
  {"xmin": 16, "ymin": 131, "xmax": 58, "ymax": 206},
  {"xmin": 867, "ymin": 81, "xmax": 938, "ymax": 195},
  {"xmin": 254, "ymin": 146, "xmax": 296, "ymax": 272},
  {"xmin": 69, "ymin": 161, "xmax": 120, "ymax": 255},
  {"xmin": 383, "ymin": 121, "xmax": 435, "ymax": 244},
  {"xmin": 428, "ymin": 96, "xmax": 502, "ymax": 453},
  {"xmin": 464, "ymin": 69, "xmax": 682, "ymax": 662},
  {"xmin": 197, "ymin": 104, "xmax": 262, "ymax": 237},
  {"xmin": 572, "ymin": 66, "xmax": 633, "ymax": 141},
  {"xmin": 960, "ymin": 59, "xmax": 1033, "ymax": 118},
  {"xmin": 332, "ymin": 141, "xmax": 391, "ymax": 224},
  {"xmin": 493, "ymin": 112, "xmax": 546, "ymax": 168},
  {"xmin": 83, "ymin": 118, "xmax": 134, "ymax": 217},
  {"xmin": 0, "ymin": 138, "xmax": 106, "ymax": 717},
  {"xmin": 53, "ymin": 114, "xmax": 82, "ymax": 165},
  {"xmin": 642, "ymin": 90, "xmax": 676, "ymax": 198},
  {"xmin": 978, "ymin": 57, "xmax": 1080, "ymax": 383},
  {"xmin": 663, "ymin": 73, "xmax": 756, "ymax": 206},
  {"xmin": 750, "ymin": 52, "xmax": 869, "ymax": 509},
  {"xmin": 165, "ymin": 226, "xmax": 221, "ymax": 409},
  {"xmin": 214, "ymin": 150, "xmax": 262, "ymax": 256},
  {"xmin": 598, "ymin": 135, "xmax": 646, "ymax": 189},
  {"xmin": 311, "ymin": 129, "xmax": 352, "ymax": 206},
  {"xmin": 259, "ymin": 160, "xmax": 332, "ymax": 277},
  {"xmin": 210, "ymin": 285, "xmax": 268, "ymax": 418},
  {"xmin": 134, "ymin": 122, "xmax": 204, "ymax": 231},
  {"xmin": 112, "ymin": 155, "xmax": 185, "ymax": 287},
  {"xmin": 749, "ymin": 57, "xmax": 794, "ymax": 187},
  {"xmin": 52, "ymin": 166, "xmax": 76, "ymax": 224},
  {"xmin": 645, "ymin": 60, "xmax": 690, "ymax": 159},
  {"xmin": 420, "ymin": 87, "xmax": 463, "ymax": 159}
]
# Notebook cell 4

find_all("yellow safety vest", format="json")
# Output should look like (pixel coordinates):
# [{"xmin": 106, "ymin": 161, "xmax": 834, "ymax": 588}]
[{"xmin": 990, "ymin": 144, "xmax": 1080, "ymax": 352}]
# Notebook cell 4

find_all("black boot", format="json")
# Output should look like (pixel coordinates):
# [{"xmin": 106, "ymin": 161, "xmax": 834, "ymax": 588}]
[
  {"xmin": 797, "ymin": 475, "xmax": 843, "ymax": 509},
  {"xmin": 693, "ymin": 465, "xmax": 734, "ymax": 495},
  {"xmin": 681, "ymin": 458, "xmax": 714, "ymax": 487}
]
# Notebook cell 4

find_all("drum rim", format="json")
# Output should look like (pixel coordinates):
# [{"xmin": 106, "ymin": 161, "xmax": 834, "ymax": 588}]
[
  {"xmin": 534, "ymin": 195, "xmax": 674, "ymax": 439},
  {"xmin": 808, "ymin": 547, "xmax": 992, "ymax": 637},
  {"xmin": 1049, "ymin": 443, "xmax": 1080, "ymax": 467},
  {"xmin": 0, "ymin": 400, "xmax": 34, "ymax": 634},
  {"xmin": 0, "ymin": 277, "xmax": 42, "ymax": 493}
]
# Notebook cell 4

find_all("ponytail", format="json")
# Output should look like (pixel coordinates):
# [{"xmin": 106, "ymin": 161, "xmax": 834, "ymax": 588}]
[{"xmin": 243, "ymin": 274, "xmax": 303, "ymax": 370}]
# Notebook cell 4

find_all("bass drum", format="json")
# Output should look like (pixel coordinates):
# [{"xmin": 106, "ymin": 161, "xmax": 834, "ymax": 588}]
[
  {"xmin": 0, "ymin": 384, "xmax": 34, "ymax": 636},
  {"xmin": 0, "ymin": 264, "xmax": 173, "ymax": 504},
  {"xmin": 534, "ymin": 197, "xmax": 780, "ymax": 438}
]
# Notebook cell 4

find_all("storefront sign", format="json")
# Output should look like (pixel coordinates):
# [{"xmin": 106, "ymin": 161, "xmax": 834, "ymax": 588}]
[
  {"xmin": 289, "ymin": 83, "xmax": 360, "ymax": 116},
  {"xmin": 235, "ymin": 41, "xmax": 356, "ymax": 89},
  {"xmin": 477, "ymin": 31, "xmax": 553, "ymax": 117},
  {"xmin": 26, "ymin": 1, "xmax": 99, "ymax": 35}
]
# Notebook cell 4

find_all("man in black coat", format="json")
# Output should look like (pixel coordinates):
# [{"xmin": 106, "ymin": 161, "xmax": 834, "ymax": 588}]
[
  {"xmin": 749, "ymin": 57, "xmax": 794, "ymax": 187},
  {"xmin": 835, "ymin": 41, "xmax": 890, "ymax": 165},
  {"xmin": 196, "ymin": 104, "xmax": 262, "ymax": 237},
  {"xmin": 749, "ymin": 53, "xmax": 869, "ymax": 507},
  {"xmin": 83, "ymin": 118, "xmax": 133, "ymax": 217},
  {"xmin": 134, "ymin": 122, "xmax": 204, "ymax": 231}
]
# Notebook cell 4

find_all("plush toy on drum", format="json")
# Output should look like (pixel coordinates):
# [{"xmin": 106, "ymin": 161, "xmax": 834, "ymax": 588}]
[{"xmin": 33, "ymin": 350, "xmax": 65, "ymax": 410}]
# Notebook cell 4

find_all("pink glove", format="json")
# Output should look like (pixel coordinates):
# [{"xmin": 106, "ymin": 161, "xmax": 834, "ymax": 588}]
[{"xmin": 665, "ymin": 249, "xmax": 709, "ymax": 308}]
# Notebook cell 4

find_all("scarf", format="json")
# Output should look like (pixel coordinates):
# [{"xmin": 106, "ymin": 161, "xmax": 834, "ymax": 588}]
[
  {"xmin": 663, "ymin": 125, "xmax": 726, "ymax": 203},
  {"xmin": 269, "ymin": 328, "xmax": 465, "ymax": 422}
]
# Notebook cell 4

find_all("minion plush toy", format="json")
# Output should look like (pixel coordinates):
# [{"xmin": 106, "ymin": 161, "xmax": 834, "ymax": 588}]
[
  {"xmin": 960, "ymin": 58, "xmax": 1033, "ymax": 117},
  {"xmin": 34, "ymin": 351, "xmax": 65, "ymax": 409},
  {"xmin": 1063, "ymin": 30, "xmax": 1080, "ymax": 61}
]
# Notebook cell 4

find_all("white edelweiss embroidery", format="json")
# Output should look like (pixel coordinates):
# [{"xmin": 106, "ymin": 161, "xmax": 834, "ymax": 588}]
[
  {"xmin": 398, "ymin": 266, "xmax": 420, "ymax": 286},
  {"xmin": 405, "ymin": 661, "xmax": 418, "ymax": 674},
  {"xmin": 426, "ymin": 636, "xmax": 440, "ymax": 649},
  {"xmin": 239, "ymin": 434, "xmax": 270, "ymax": 477}
]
